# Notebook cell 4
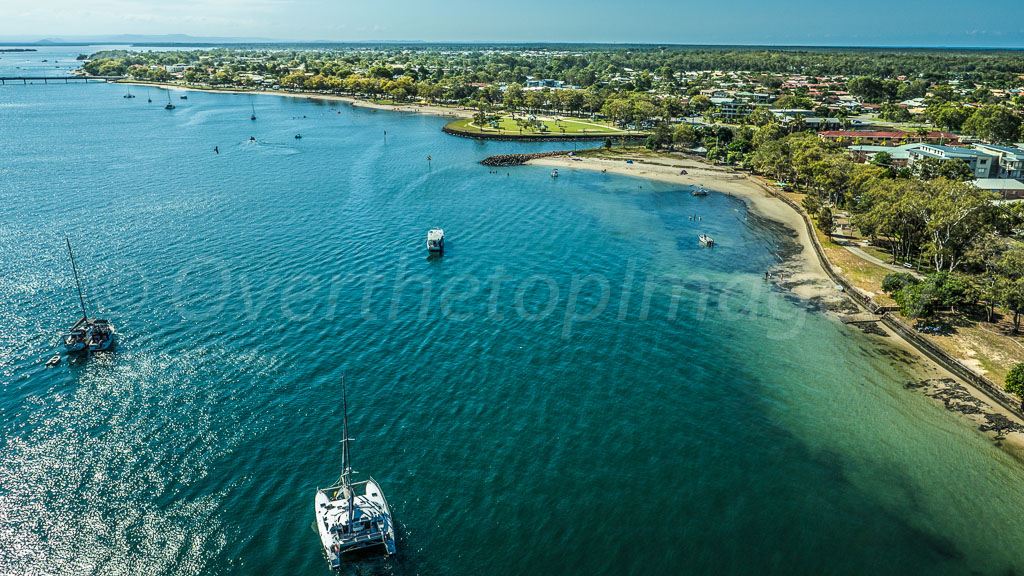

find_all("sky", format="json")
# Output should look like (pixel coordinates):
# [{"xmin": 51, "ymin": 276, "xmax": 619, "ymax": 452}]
[{"xmin": 1, "ymin": 0, "xmax": 1024, "ymax": 47}]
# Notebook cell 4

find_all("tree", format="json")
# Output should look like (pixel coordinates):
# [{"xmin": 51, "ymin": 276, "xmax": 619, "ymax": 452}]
[
  {"xmin": 368, "ymin": 65, "xmax": 393, "ymax": 80},
  {"xmin": 997, "ymin": 246, "xmax": 1024, "ymax": 333},
  {"xmin": 962, "ymin": 105, "xmax": 1022, "ymax": 144},
  {"xmin": 688, "ymin": 95, "xmax": 712, "ymax": 114},
  {"xmin": 646, "ymin": 123, "xmax": 674, "ymax": 150},
  {"xmin": 773, "ymin": 95, "xmax": 814, "ymax": 110},
  {"xmin": 848, "ymin": 76, "xmax": 889, "ymax": 103},
  {"xmin": 673, "ymin": 124, "xmax": 697, "ymax": 148},
  {"xmin": 936, "ymin": 158, "xmax": 973, "ymax": 182},
  {"xmin": 818, "ymin": 206, "xmax": 836, "ymax": 239},
  {"xmin": 1007, "ymin": 363, "xmax": 1024, "ymax": 397},
  {"xmin": 503, "ymin": 82, "xmax": 524, "ymax": 113},
  {"xmin": 928, "ymin": 103, "xmax": 969, "ymax": 132},
  {"xmin": 602, "ymin": 99, "xmax": 633, "ymax": 126},
  {"xmin": 894, "ymin": 272, "xmax": 972, "ymax": 320},
  {"xmin": 752, "ymin": 122, "xmax": 786, "ymax": 148},
  {"xmin": 802, "ymin": 194, "xmax": 822, "ymax": 215},
  {"xmin": 853, "ymin": 179, "xmax": 929, "ymax": 265},
  {"xmin": 922, "ymin": 179, "xmax": 995, "ymax": 272},
  {"xmin": 871, "ymin": 151, "xmax": 893, "ymax": 168},
  {"xmin": 472, "ymin": 110, "xmax": 487, "ymax": 132},
  {"xmin": 882, "ymin": 273, "xmax": 920, "ymax": 295},
  {"xmin": 879, "ymin": 103, "xmax": 912, "ymax": 123},
  {"xmin": 748, "ymin": 107, "xmax": 777, "ymax": 127},
  {"xmin": 660, "ymin": 96, "xmax": 684, "ymax": 120}
]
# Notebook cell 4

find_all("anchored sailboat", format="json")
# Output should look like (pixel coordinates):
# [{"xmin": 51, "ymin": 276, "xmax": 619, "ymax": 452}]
[
  {"xmin": 314, "ymin": 377, "xmax": 396, "ymax": 569},
  {"xmin": 62, "ymin": 237, "xmax": 115, "ymax": 353},
  {"xmin": 250, "ymin": 99, "xmax": 257, "ymax": 121},
  {"xmin": 165, "ymin": 91, "xmax": 175, "ymax": 110}
]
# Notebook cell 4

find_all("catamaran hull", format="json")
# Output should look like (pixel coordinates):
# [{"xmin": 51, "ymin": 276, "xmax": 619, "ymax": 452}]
[
  {"xmin": 90, "ymin": 337, "xmax": 114, "ymax": 352},
  {"xmin": 315, "ymin": 479, "xmax": 396, "ymax": 570}
]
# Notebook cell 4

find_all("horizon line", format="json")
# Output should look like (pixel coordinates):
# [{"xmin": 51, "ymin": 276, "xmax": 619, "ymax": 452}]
[{"xmin": 3, "ymin": 37, "xmax": 1024, "ymax": 51}]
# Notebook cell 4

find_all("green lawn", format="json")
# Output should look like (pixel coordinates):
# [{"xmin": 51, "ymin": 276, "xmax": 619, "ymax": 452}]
[{"xmin": 447, "ymin": 116, "xmax": 627, "ymax": 136}]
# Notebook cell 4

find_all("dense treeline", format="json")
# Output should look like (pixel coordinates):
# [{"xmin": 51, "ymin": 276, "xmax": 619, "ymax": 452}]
[
  {"xmin": 732, "ymin": 121, "xmax": 1024, "ymax": 335},
  {"xmin": 88, "ymin": 45, "xmax": 1024, "ymax": 85}
]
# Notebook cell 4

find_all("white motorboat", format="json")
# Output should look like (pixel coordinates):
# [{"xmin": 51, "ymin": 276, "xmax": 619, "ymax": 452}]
[
  {"xmin": 691, "ymin": 185, "xmax": 707, "ymax": 196},
  {"xmin": 314, "ymin": 378, "xmax": 397, "ymax": 570},
  {"xmin": 699, "ymin": 234, "xmax": 715, "ymax": 247},
  {"xmin": 426, "ymin": 228, "xmax": 445, "ymax": 252},
  {"xmin": 551, "ymin": 169, "xmax": 559, "ymax": 178}
]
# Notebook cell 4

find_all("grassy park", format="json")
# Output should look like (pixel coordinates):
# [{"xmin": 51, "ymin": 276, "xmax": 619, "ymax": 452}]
[{"xmin": 445, "ymin": 115, "xmax": 630, "ymax": 137}]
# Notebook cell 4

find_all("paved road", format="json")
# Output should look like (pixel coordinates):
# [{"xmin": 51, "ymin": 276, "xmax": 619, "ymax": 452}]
[{"xmin": 833, "ymin": 236, "xmax": 927, "ymax": 279}]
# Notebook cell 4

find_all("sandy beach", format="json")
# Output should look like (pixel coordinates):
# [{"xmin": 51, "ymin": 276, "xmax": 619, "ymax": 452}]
[{"xmin": 115, "ymin": 80, "xmax": 476, "ymax": 120}]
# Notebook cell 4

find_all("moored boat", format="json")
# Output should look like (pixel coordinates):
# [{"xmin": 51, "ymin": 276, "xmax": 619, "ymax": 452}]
[
  {"xmin": 314, "ymin": 377, "xmax": 397, "ymax": 570},
  {"xmin": 699, "ymin": 234, "xmax": 715, "ymax": 247},
  {"xmin": 61, "ymin": 237, "xmax": 116, "ymax": 353},
  {"xmin": 691, "ymin": 185, "xmax": 707, "ymax": 196},
  {"xmin": 551, "ymin": 169, "xmax": 559, "ymax": 178},
  {"xmin": 427, "ymin": 228, "xmax": 444, "ymax": 252}
]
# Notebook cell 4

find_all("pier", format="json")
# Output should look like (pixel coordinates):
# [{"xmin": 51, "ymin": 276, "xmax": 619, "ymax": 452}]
[{"xmin": 0, "ymin": 76, "xmax": 126, "ymax": 85}]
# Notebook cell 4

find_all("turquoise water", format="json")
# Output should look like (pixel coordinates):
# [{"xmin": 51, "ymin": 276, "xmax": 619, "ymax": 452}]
[{"xmin": 3, "ymin": 51, "xmax": 1024, "ymax": 575}]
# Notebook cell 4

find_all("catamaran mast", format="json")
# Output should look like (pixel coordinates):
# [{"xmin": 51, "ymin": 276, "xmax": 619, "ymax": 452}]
[
  {"xmin": 341, "ymin": 375, "xmax": 355, "ymax": 518},
  {"xmin": 66, "ymin": 236, "xmax": 87, "ymax": 321}
]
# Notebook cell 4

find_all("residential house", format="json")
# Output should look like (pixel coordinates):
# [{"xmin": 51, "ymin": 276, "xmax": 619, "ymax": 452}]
[
  {"xmin": 907, "ymin": 145, "xmax": 997, "ymax": 178},
  {"xmin": 975, "ymin": 178, "xmax": 1024, "ymax": 200},
  {"xmin": 973, "ymin": 144, "xmax": 1024, "ymax": 179}
]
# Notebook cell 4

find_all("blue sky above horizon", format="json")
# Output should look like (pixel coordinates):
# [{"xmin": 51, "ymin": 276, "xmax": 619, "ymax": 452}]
[{"xmin": 2, "ymin": 0, "xmax": 1024, "ymax": 47}]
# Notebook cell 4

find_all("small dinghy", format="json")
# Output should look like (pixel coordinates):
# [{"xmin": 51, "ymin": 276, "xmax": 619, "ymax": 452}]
[
  {"xmin": 295, "ymin": 134, "xmax": 302, "ymax": 139},
  {"xmin": 551, "ymin": 169, "xmax": 559, "ymax": 178},
  {"xmin": 699, "ymin": 234, "xmax": 715, "ymax": 247},
  {"xmin": 46, "ymin": 355, "xmax": 61, "ymax": 367}
]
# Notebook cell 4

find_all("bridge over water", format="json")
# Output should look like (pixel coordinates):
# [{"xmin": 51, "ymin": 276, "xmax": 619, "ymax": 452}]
[{"xmin": 0, "ymin": 76, "xmax": 126, "ymax": 85}]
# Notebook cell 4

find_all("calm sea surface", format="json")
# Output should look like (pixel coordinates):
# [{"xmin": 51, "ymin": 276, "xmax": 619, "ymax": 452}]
[{"xmin": 2, "ymin": 47, "xmax": 1024, "ymax": 576}]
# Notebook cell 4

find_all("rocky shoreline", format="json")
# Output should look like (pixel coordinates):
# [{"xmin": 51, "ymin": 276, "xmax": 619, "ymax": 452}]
[
  {"xmin": 906, "ymin": 378, "xmax": 1024, "ymax": 440},
  {"xmin": 480, "ymin": 150, "xmax": 595, "ymax": 167}
]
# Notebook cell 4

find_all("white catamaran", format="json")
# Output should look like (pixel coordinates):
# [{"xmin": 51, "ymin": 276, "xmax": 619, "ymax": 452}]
[
  {"xmin": 62, "ymin": 237, "xmax": 115, "ymax": 353},
  {"xmin": 314, "ymin": 378, "xmax": 396, "ymax": 570}
]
